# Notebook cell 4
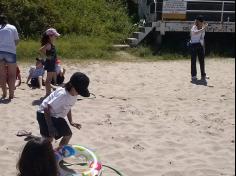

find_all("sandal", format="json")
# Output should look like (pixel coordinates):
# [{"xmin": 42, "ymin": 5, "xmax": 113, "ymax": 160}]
[{"xmin": 16, "ymin": 130, "xmax": 32, "ymax": 137}]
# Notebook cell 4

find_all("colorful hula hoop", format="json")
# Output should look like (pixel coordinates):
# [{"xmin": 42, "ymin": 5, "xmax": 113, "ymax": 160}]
[{"xmin": 55, "ymin": 145, "xmax": 103, "ymax": 176}]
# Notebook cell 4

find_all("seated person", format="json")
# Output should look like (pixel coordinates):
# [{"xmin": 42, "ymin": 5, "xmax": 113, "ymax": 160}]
[
  {"xmin": 26, "ymin": 58, "xmax": 45, "ymax": 89},
  {"xmin": 52, "ymin": 58, "xmax": 66, "ymax": 86}
]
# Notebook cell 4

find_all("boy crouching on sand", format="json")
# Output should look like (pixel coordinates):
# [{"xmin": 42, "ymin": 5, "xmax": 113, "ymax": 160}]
[{"xmin": 37, "ymin": 72, "xmax": 90, "ymax": 147}]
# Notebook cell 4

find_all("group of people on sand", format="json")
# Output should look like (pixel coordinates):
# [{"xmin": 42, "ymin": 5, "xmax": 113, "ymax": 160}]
[
  {"xmin": 1, "ymin": 14, "xmax": 91, "ymax": 176},
  {"xmin": 0, "ymin": 14, "xmax": 209, "ymax": 176}
]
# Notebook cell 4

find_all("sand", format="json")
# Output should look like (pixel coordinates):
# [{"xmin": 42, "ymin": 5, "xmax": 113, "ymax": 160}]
[{"xmin": 0, "ymin": 58, "xmax": 235, "ymax": 176}]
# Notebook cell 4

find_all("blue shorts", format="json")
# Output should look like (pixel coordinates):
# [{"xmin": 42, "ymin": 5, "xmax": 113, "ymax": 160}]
[{"xmin": 0, "ymin": 51, "xmax": 17, "ymax": 64}]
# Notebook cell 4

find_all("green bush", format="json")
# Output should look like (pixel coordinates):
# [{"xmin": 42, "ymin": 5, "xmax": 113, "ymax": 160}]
[{"xmin": 0, "ymin": 0, "xmax": 135, "ymax": 42}]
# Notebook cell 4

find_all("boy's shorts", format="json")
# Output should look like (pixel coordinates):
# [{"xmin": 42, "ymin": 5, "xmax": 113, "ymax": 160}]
[
  {"xmin": 30, "ymin": 78, "xmax": 45, "ymax": 88},
  {"xmin": 0, "ymin": 51, "xmax": 17, "ymax": 63},
  {"xmin": 31, "ymin": 78, "xmax": 40, "ymax": 88},
  {"xmin": 37, "ymin": 111, "xmax": 72, "ymax": 140}
]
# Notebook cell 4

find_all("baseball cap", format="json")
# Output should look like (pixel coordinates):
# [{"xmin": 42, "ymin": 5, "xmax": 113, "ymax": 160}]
[
  {"xmin": 45, "ymin": 28, "xmax": 60, "ymax": 37},
  {"xmin": 70, "ymin": 72, "xmax": 90, "ymax": 97}
]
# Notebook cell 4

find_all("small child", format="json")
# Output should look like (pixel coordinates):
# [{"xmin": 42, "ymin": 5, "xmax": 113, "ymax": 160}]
[
  {"xmin": 17, "ymin": 138, "xmax": 58, "ymax": 176},
  {"xmin": 37, "ymin": 72, "xmax": 90, "ymax": 147},
  {"xmin": 52, "ymin": 58, "xmax": 66, "ymax": 86},
  {"xmin": 26, "ymin": 58, "xmax": 45, "ymax": 89}
]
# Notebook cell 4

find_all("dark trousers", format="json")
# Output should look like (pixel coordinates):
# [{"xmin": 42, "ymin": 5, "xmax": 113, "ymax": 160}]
[{"xmin": 190, "ymin": 43, "xmax": 206, "ymax": 77}]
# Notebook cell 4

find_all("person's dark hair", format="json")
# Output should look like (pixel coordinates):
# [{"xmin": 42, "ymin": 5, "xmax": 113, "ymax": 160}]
[
  {"xmin": 17, "ymin": 138, "xmax": 58, "ymax": 176},
  {"xmin": 41, "ymin": 32, "xmax": 50, "ymax": 46},
  {"xmin": 196, "ymin": 15, "xmax": 204, "ymax": 22},
  {"xmin": 64, "ymin": 82, "xmax": 73, "ymax": 92},
  {"xmin": 0, "ymin": 14, "xmax": 8, "ymax": 25}
]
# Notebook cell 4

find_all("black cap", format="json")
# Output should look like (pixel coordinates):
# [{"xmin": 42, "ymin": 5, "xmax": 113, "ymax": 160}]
[{"xmin": 70, "ymin": 72, "xmax": 90, "ymax": 97}]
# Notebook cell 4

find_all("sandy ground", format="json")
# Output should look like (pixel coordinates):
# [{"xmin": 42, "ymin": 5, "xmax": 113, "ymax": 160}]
[{"xmin": 0, "ymin": 58, "xmax": 235, "ymax": 176}]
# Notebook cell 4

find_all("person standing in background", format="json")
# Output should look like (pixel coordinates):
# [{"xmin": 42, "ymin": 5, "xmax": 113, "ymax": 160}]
[
  {"xmin": 190, "ymin": 15, "xmax": 209, "ymax": 82},
  {"xmin": 0, "ymin": 15, "xmax": 19, "ymax": 99},
  {"xmin": 39, "ymin": 28, "xmax": 60, "ymax": 97}
]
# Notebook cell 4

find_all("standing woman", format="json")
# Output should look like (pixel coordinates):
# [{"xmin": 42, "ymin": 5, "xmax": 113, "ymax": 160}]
[
  {"xmin": 0, "ymin": 15, "xmax": 19, "ymax": 99},
  {"xmin": 190, "ymin": 15, "xmax": 208, "ymax": 81},
  {"xmin": 39, "ymin": 28, "xmax": 60, "ymax": 96}
]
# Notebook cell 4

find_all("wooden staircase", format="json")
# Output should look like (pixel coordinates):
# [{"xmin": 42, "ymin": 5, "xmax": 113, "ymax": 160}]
[{"xmin": 127, "ymin": 22, "xmax": 155, "ymax": 47}]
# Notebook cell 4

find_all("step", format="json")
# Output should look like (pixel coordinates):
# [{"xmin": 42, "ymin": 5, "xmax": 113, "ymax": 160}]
[
  {"xmin": 139, "ymin": 26, "xmax": 146, "ymax": 33},
  {"xmin": 132, "ymin": 32, "xmax": 144, "ymax": 39},
  {"xmin": 112, "ymin": 44, "xmax": 130, "ymax": 49},
  {"xmin": 127, "ymin": 38, "xmax": 139, "ymax": 46}
]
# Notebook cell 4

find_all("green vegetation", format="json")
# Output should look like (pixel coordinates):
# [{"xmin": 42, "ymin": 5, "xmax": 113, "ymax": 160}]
[
  {"xmin": 1, "ymin": 0, "xmax": 136, "ymax": 60},
  {"xmin": 17, "ymin": 35, "xmax": 115, "ymax": 62}
]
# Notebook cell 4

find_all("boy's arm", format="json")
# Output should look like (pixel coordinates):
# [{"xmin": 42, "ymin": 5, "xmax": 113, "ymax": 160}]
[{"xmin": 67, "ymin": 110, "xmax": 81, "ymax": 129}]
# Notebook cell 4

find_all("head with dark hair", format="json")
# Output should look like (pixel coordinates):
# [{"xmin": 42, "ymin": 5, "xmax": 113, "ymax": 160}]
[
  {"xmin": 17, "ymin": 138, "xmax": 58, "ymax": 176},
  {"xmin": 196, "ymin": 15, "xmax": 204, "ymax": 23},
  {"xmin": 0, "ymin": 14, "xmax": 8, "ymax": 25},
  {"xmin": 41, "ymin": 32, "xmax": 51, "ymax": 46},
  {"xmin": 64, "ymin": 81, "xmax": 73, "ymax": 92}
]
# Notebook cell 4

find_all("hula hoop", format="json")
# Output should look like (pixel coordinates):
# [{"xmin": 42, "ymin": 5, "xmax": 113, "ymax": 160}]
[{"xmin": 55, "ymin": 145, "xmax": 103, "ymax": 176}]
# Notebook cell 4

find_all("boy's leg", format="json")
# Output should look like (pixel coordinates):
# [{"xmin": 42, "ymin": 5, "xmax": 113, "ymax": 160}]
[
  {"xmin": 0, "ymin": 60, "xmax": 7, "ymax": 98},
  {"xmin": 59, "ymin": 135, "xmax": 72, "ymax": 147},
  {"xmin": 54, "ymin": 118, "xmax": 72, "ymax": 147}
]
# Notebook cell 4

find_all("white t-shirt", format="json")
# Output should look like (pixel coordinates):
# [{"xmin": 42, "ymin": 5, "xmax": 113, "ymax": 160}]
[
  {"xmin": 0, "ymin": 24, "xmax": 19, "ymax": 54},
  {"xmin": 38, "ymin": 87, "xmax": 77, "ymax": 118},
  {"xmin": 190, "ymin": 25, "xmax": 205, "ymax": 46}
]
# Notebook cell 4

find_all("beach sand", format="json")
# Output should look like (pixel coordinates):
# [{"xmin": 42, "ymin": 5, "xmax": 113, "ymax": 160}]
[{"xmin": 0, "ymin": 58, "xmax": 235, "ymax": 176}]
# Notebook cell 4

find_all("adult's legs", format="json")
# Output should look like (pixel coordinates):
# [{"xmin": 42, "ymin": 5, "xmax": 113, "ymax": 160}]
[
  {"xmin": 191, "ymin": 45, "xmax": 197, "ymax": 78},
  {"xmin": 0, "ymin": 60, "xmax": 7, "ymax": 98},
  {"xmin": 7, "ymin": 63, "xmax": 16, "ymax": 99},
  {"xmin": 198, "ymin": 46, "xmax": 206, "ymax": 79}
]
